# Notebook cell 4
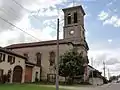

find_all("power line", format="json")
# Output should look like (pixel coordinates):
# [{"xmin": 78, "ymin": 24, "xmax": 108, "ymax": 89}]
[
  {"xmin": 0, "ymin": 7, "xmax": 21, "ymax": 22},
  {"xmin": 0, "ymin": 16, "xmax": 40, "ymax": 41},
  {"xmin": 12, "ymin": 0, "xmax": 41, "ymax": 21},
  {"xmin": 12, "ymin": 0, "xmax": 65, "ymax": 24}
]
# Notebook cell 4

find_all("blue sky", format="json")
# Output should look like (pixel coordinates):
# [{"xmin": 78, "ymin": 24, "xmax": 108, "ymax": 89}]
[
  {"xmin": 28, "ymin": 0, "xmax": 120, "ymax": 50},
  {"xmin": 0, "ymin": 0, "xmax": 120, "ymax": 76}
]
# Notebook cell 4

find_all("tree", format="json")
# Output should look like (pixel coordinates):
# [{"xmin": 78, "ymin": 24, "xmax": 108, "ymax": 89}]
[
  {"xmin": 59, "ymin": 49, "xmax": 85, "ymax": 83},
  {"xmin": 109, "ymin": 76, "xmax": 118, "ymax": 81}
]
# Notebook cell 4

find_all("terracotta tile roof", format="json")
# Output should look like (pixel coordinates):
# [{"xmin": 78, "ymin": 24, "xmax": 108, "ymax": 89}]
[
  {"xmin": 0, "ymin": 47, "xmax": 27, "ymax": 59},
  {"xmin": 5, "ymin": 39, "xmax": 73, "ymax": 49}
]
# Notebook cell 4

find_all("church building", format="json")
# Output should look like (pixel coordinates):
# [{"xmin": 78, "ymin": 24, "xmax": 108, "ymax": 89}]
[{"xmin": 5, "ymin": 5, "xmax": 89, "ymax": 83}]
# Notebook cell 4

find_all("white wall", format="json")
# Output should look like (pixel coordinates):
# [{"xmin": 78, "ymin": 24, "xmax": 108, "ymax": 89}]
[
  {"xmin": 0, "ymin": 53, "xmax": 25, "ymax": 83},
  {"xmin": 89, "ymin": 78, "xmax": 103, "ymax": 86},
  {"xmin": 32, "ymin": 66, "xmax": 40, "ymax": 82}
]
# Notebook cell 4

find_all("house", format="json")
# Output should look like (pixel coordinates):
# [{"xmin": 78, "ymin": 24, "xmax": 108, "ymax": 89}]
[
  {"xmin": 5, "ymin": 5, "xmax": 89, "ymax": 83},
  {"xmin": 0, "ymin": 47, "xmax": 26, "ymax": 83},
  {"xmin": 87, "ymin": 65, "xmax": 104, "ymax": 85}
]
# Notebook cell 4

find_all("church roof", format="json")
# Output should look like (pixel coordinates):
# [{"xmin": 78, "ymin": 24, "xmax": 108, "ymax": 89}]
[
  {"xmin": 0, "ymin": 47, "xmax": 27, "ymax": 59},
  {"xmin": 62, "ymin": 5, "xmax": 85, "ymax": 15},
  {"xmin": 5, "ymin": 39, "xmax": 73, "ymax": 49}
]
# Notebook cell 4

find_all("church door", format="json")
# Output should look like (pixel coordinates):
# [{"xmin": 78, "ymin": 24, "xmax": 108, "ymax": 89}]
[{"xmin": 13, "ymin": 66, "xmax": 23, "ymax": 83}]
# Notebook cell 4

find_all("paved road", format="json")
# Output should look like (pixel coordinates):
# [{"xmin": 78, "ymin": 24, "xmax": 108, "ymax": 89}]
[
  {"xmin": 78, "ymin": 83, "xmax": 120, "ymax": 90},
  {"xmin": 59, "ymin": 83, "xmax": 120, "ymax": 90},
  {"xmin": 99, "ymin": 83, "xmax": 120, "ymax": 90},
  {"xmin": 43, "ymin": 83, "xmax": 120, "ymax": 90}
]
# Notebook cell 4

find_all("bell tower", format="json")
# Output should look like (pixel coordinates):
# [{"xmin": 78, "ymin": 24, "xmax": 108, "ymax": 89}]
[{"xmin": 62, "ymin": 6, "xmax": 86, "ymax": 44}]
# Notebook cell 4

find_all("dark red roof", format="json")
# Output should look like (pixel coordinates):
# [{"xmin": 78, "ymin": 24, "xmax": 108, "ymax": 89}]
[
  {"xmin": 0, "ymin": 47, "xmax": 27, "ymax": 59},
  {"xmin": 5, "ymin": 39, "xmax": 73, "ymax": 49}
]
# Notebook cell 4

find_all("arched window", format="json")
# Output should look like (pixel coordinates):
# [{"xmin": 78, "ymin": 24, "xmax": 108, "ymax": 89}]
[
  {"xmin": 36, "ymin": 52, "xmax": 42, "ymax": 66},
  {"xmin": 74, "ymin": 12, "xmax": 78, "ymax": 23},
  {"xmin": 67, "ymin": 13, "xmax": 71, "ymax": 24},
  {"xmin": 49, "ymin": 51, "xmax": 55, "ymax": 66}
]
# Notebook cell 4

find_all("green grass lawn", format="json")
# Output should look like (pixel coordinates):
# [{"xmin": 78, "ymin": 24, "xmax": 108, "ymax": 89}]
[{"xmin": 0, "ymin": 84, "xmax": 67, "ymax": 90}]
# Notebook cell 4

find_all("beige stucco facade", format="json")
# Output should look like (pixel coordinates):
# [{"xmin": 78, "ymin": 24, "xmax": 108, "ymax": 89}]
[
  {"xmin": 32, "ymin": 66, "xmax": 40, "ymax": 82},
  {"xmin": 0, "ymin": 51, "xmax": 26, "ymax": 83},
  {"xmin": 89, "ymin": 78, "xmax": 103, "ymax": 86},
  {"xmin": 10, "ymin": 43, "xmax": 73, "ymax": 81}
]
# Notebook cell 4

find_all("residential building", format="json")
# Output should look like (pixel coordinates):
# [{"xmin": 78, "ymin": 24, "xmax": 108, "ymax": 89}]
[
  {"xmin": 0, "ymin": 47, "xmax": 26, "ymax": 83},
  {"xmin": 87, "ymin": 65, "xmax": 104, "ymax": 85}
]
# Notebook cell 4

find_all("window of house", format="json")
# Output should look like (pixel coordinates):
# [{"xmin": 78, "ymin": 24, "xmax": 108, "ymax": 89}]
[
  {"xmin": 0, "ymin": 53, "xmax": 5, "ymax": 62},
  {"xmin": 0, "ymin": 53, "xmax": 2, "ymax": 62},
  {"xmin": 3, "ymin": 54, "xmax": 5, "ymax": 61},
  {"xmin": 74, "ymin": 12, "xmax": 78, "ymax": 23},
  {"xmin": 67, "ymin": 13, "xmax": 71, "ymax": 24},
  {"xmin": 8, "ymin": 55, "xmax": 15, "ymax": 64},
  {"xmin": 36, "ymin": 52, "xmax": 41, "ymax": 66},
  {"xmin": 49, "ymin": 51, "xmax": 55, "ymax": 66},
  {"xmin": 10, "ymin": 57, "xmax": 15, "ymax": 64},
  {"xmin": 8, "ymin": 55, "xmax": 12, "ymax": 62}
]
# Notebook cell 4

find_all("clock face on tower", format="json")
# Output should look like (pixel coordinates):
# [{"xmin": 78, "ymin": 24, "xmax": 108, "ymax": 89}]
[{"xmin": 69, "ymin": 30, "xmax": 74, "ymax": 35}]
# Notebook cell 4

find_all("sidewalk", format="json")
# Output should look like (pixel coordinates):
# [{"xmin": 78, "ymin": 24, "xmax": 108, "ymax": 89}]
[
  {"xmin": 42, "ymin": 85, "xmax": 99, "ymax": 90},
  {"xmin": 41, "ymin": 83, "xmax": 112, "ymax": 90}
]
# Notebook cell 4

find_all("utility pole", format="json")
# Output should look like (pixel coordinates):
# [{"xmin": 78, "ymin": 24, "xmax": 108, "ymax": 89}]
[
  {"xmin": 56, "ymin": 18, "xmax": 59, "ymax": 90},
  {"xmin": 108, "ymin": 69, "xmax": 110, "ymax": 80},
  {"xmin": 91, "ymin": 58, "xmax": 94, "ymax": 85},
  {"xmin": 103, "ymin": 61, "xmax": 106, "ymax": 78}
]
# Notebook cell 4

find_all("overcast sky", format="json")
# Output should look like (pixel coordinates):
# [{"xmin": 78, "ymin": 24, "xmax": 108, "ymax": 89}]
[{"xmin": 0, "ymin": 0, "xmax": 120, "ymax": 77}]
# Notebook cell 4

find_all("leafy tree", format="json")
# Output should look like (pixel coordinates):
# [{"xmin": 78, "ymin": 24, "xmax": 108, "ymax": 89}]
[
  {"xmin": 59, "ymin": 49, "xmax": 85, "ymax": 83},
  {"xmin": 109, "ymin": 76, "xmax": 118, "ymax": 81}
]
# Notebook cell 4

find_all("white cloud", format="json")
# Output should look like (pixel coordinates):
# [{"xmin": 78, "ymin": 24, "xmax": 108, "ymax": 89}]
[
  {"xmin": 98, "ymin": 11, "xmax": 109, "ymax": 20},
  {"xmin": 114, "ymin": 8, "xmax": 117, "ymax": 12},
  {"xmin": 0, "ymin": 26, "xmax": 62, "ymax": 47},
  {"xmin": 106, "ymin": 2, "xmax": 113, "ymax": 6},
  {"xmin": 106, "ymin": 58, "xmax": 120, "ymax": 65},
  {"xmin": 0, "ymin": 12, "xmax": 64, "ymax": 47},
  {"xmin": 108, "ymin": 39, "xmax": 112, "ymax": 43},
  {"xmin": 103, "ymin": 16, "xmax": 120, "ymax": 27},
  {"xmin": 88, "ymin": 42, "xmax": 120, "ymax": 77},
  {"xmin": 103, "ymin": 16, "xmax": 117, "ymax": 25},
  {"xmin": 0, "ymin": 0, "xmax": 68, "ymax": 47}
]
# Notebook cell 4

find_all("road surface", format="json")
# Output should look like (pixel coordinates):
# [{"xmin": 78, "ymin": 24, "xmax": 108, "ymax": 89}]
[
  {"xmin": 97, "ymin": 83, "xmax": 120, "ymax": 90},
  {"xmin": 76, "ymin": 83, "xmax": 120, "ymax": 90},
  {"xmin": 42, "ymin": 83, "xmax": 120, "ymax": 90}
]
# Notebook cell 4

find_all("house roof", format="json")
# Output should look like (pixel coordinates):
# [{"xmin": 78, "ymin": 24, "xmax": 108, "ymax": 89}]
[
  {"xmin": 5, "ymin": 39, "xmax": 73, "ymax": 49},
  {"xmin": 88, "ymin": 65, "xmax": 102, "ymax": 74},
  {"xmin": 0, "ymin": 47, "xmax": 27, "ymax": 59}
]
